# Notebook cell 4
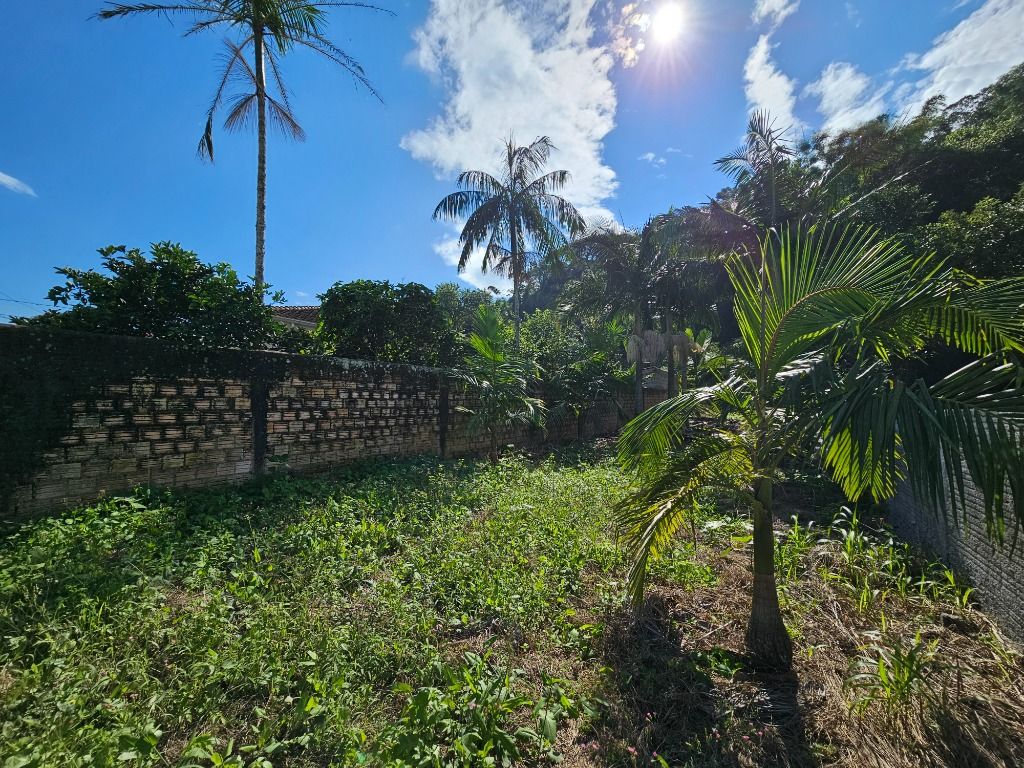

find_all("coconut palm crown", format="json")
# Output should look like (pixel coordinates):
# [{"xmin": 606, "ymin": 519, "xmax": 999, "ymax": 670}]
[{"xmin": 433, "ymin": 136, "xmax": 585, "ymax": 346}]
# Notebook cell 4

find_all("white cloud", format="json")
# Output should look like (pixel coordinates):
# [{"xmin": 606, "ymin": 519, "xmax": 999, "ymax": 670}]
[
  {"xmin": 900, "ymin": 0, "xmax": 1024, "ymax": 113},
  {"xmin": 403, "ymin": 0, "xmax": 618, "ymax": 287},
  {"xmin": 751, "ymin": 0, "xmax": 799, "ymax": 29},
  {"xmin": 805, "ymin": 62, "xmax": 888, "ymax": 132},
  {"xmin": 607, "ymin": 1, "xmax": 650, "ymax": 68},
  {"xmin": 665, "ymin": 146, "xmax": 682, "ymax": 153},
  {"xmin": 743, "ymin": 34, "xmax": 802, "ymax": 132},
  {"xmin": 0, "ymin": 171, "xmax": 36, "ymax": 197},
  {"xmin": 434, "ymin": 236, "xmax": 513, "ymax": 293},
  {"xmin": 845, "ymin": 2, "xmax": 861, "ymax": 27},
  {"xmin": 638, "ymin": 151, "xmax": 666, "ymax": 166}
]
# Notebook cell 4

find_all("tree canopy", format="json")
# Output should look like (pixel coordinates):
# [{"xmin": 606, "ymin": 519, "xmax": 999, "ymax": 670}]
[{"xmin": 16, "ymin": 243, "xmax": 280, "ymax": 349}]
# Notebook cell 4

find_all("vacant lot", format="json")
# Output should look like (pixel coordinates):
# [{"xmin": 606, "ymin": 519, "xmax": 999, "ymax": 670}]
[{"xmin": 1, "ymin": 445, "xmax": 1021, "ymax": 767}]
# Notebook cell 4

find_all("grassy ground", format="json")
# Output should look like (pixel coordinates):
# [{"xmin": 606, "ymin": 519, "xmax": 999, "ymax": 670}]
[{"xmin": 1, "ymin": 443, "xmax": 1021, "ymax": 767}]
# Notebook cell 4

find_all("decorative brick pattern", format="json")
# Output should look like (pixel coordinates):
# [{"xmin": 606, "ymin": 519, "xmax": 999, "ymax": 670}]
[
  {"xmin": 265, "ymin": 371, "xmax": 443, "ymax": 471},
  {"xmin": 1, "ymin": 326, "xmax": 661, "ymax": 521},
  {"xmin": 6, "ymin": 377, "xmax": 254, "ymax": 515}
]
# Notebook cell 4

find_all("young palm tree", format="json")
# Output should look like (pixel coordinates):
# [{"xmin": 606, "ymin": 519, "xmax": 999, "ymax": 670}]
[
  {"xmin": 97, "ymin": 1, "xmax": 385, "ymax": 288},
  {"xmin": 616, "ymin": 222, "xmax": 1024, "ymax": 669},
  {"xmin": 456, "ymin": 305, "xmax": 545, "ymax": 463},
  {"xmin": 433, "ymin": 136, "xmax": 585, "ymax": 346}
]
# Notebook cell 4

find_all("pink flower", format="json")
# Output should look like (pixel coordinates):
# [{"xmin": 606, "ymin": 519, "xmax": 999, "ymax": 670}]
[{"xmin": 627, "ymin": 747, "xmax": 638, "ymax": 756}]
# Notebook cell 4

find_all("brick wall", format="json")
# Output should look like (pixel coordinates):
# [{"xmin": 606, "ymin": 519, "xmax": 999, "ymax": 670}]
[
  {"xmin": 1, "ymin": 326, "xmax": 657, "ymax": 521},
  {"xmin": 889, "ymin": 482, "xmax": 1023, "ymax": 642}
]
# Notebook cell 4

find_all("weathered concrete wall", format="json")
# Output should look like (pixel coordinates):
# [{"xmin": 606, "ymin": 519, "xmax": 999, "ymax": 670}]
[
  {"xmin": 1, "ymin": 325, "xmax": 656, "ymax": 521},
  {"xmin": 889, "ymin": 482, "xmax": 1023, "ymax": 642}
]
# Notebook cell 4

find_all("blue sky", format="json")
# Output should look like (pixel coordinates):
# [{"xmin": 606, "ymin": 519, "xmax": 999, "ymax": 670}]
[{"xmin": 2, "ymin": 0, "xmax": 1023, "ymax": 318}]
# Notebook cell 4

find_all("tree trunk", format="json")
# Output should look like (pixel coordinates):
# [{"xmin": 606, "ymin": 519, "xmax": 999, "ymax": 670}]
[
  {"xmin": 253, "ymin": 26, "xmax": 268, "ymax": 292},
  {"xmin": 745, "ymin": 477, "xmax": 792, "ymax": 669},
  {"xmin": 488, "ymin": 429, "xmax": 498, "ymax": 464},
  {"xmin": 633, "ymin": 306, "xmax": 644, "ymax": 415},
  {"xmin": 665, "ymin": 310, "xmax": 677, "ymax": 398},
  {"xmin": 680, "ymin": 341, "xmax": 689, "ymax": 392},
  {"xmin": 511, "ymin": 228, "xmax": 522, "ymax": 348}
]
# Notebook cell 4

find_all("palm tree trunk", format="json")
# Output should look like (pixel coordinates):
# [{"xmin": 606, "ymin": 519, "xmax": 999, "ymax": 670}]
[
  {"xmin": 513, "ymin": 272, "xmax": 522, "ymax": 348},
  {"xmin": 665, "ymin": 310, "xmax": 677, "ymax": 398},
  {"xmin": 680, "ymin": 341, "xmax": 689, "ymax": 392},
  {"xmin": 511, "ymin": 225, "xmax": 522, "ymax": 348},
  {"xmin": 633, "ymin": 304, "xmax": 644, "ymax": 415},
  {"xmin": 745, "ymin": 477, "xmax": 792, "ymax": 669},
  {"xmin": 253, "ymin": 26, "xmax": 268, "ymax": 291}
]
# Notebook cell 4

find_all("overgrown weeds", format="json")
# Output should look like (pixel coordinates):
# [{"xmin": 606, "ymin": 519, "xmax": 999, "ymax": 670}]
[{"xmin": 0, "ymin": 448, "xmax": 1021, "ymax": 767}]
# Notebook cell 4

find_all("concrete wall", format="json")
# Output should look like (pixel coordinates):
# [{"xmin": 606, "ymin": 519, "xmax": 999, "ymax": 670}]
[
  {"xmin": 1, "ymin": 325, "xmax": 657, "ymax": 521},
  {"xmin": 889, "ymin": 482, "xmax": 1023, "ymax": 642}
]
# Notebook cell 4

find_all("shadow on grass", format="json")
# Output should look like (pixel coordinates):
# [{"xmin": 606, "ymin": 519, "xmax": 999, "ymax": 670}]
[{"xmin": 593, "ymin": 594, "xmax": 820, "ymax": 767}]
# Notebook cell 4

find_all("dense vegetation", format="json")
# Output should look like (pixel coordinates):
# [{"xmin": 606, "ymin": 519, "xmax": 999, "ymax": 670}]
[
  {"xmin": 9, "ymin": 49, "xmax": 1024, "ymax": 765},
  {"xmin": 15, "ymin": 244, "xmax": 282, "ymax": 350},
  {"xmin": 2, "ymin": 448, "xmax": 1021, "ymax": 767}
]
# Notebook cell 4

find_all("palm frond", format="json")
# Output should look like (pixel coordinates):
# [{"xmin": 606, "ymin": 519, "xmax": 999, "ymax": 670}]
[
  {"xmin": 287, "ymin": 34, "xmax": 381, "ymax": 101},
  {"xmin": 223, "ymin": 92, "xmax": 258, "ymax": 132},
  {"xmin": 266, "ymin": 94, "xmax": 306, "ymax": 140},
  {"xmin": 616, "ymin": 433, "xmax": 753, "ymax": 604},
  {"xmin": 457, "ymin": 170, "xmax": 504, "ymax": 197},
  {"xmin": 95, "ymin": 2, "xmax": 222, "ymax": 21},
  {"xmin": 433, "ymin": 190, "xmax": 493, "ymax": 222},
  {"xmin": 197, "ymin": 37, "xmax": 251, "ymax": 160},
  {"xmin": 728, "ymin": 223, "xmax": 931, "ymax": 377},
  {"xmin": 821, "ymin": 353, "xmax": 1024, "ymax": 538},
  {"xmin": 617, "ymin": 383, "xmax": 734, "ymax": 473},
  {"xmin": 902, "ymin": 354, "xmax": 1024, "ymax": 537}
]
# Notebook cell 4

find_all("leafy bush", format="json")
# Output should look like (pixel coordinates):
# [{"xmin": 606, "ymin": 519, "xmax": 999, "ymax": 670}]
[
  {"xmin": 15, "ymin": 243, "xmax": 282, "ymax": 349},
  {"xmin": 455, "ymin": 306, "xmax": 545, "ymax": 462},
  {"xmin": 317, "ymin": 280, "xmax": 449, "ymax": 365}
]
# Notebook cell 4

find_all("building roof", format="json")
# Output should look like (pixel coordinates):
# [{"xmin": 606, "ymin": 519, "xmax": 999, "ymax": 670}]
[
  {"xmin": 272, "ymin": 305, "xmax": 320, "ymax": 330},
  {"xmin": 272, "ymin": 305, "xmax": 320, "ymax": 324}
]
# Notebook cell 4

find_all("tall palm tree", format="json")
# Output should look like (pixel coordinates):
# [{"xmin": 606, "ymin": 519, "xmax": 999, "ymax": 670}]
[
  {"xmin": 97, "ymin": 1, "xmax": 385, "ymax": 288},
  {"xmin": 714, "ymin": 111, "xmax": 795, "ymax": 228},
  {"xmin": 616, "ymin": 222, "xmax": 1024, "ymax": 669},
  {"xmin": 433, "ymin": 136, "xmax": 585, "ymax": 346}
]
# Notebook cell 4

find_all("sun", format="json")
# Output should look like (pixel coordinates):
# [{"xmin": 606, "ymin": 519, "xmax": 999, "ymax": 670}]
[{"xmin": 651, "ymin": 2, "xmax": 685, "ymax": 46}]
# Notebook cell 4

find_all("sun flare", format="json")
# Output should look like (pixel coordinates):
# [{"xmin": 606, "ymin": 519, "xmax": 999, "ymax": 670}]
[{"xmin": 651, "ymin": 2, "xmax": 685, "ymax": 46}]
